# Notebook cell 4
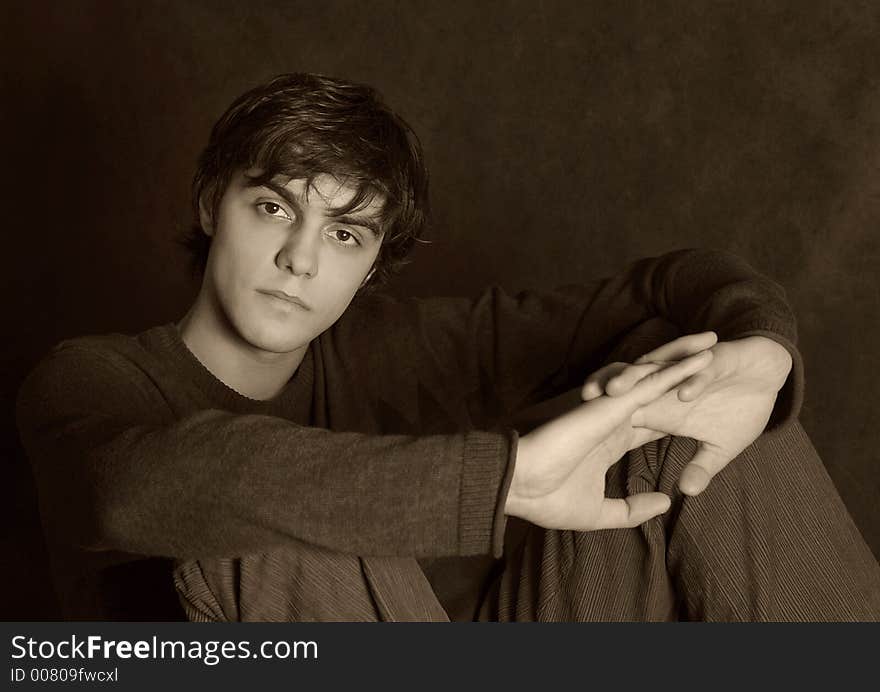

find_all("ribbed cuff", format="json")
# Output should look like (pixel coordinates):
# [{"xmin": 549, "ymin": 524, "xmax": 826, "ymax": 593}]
[{"xmin": 458, "ymin": 431, "xmax": 512, "ymax": 557}]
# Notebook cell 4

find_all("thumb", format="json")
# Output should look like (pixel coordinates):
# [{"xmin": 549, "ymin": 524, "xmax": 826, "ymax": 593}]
[
  {"xmin": 596, "ymin": 492, "xmax": 672, "ymax": 529},
  {"xmin": 678, "ymin": 445, "xmax": 732, "ymax": 495}
]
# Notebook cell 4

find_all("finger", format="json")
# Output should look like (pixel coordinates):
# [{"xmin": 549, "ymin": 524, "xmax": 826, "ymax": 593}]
[
  {"xmin": 581, "ymin": 362, "xmax": 629, "ymax": 400},
  {"xmin": 626, "ymin": 349, "xmax": 714, "ymax": 408},
  {"xmin": 596, "ymin": 492, "xmax": 672, "ymax": 529},
  {"xmin": 676, "ymin": 370, "xmax": 716, "ymax": 401},
  {"xmin": 605, "ymin": 362, "xmax": 667, "ymax": 397},
  {"xmin": 678, "ymin": 445, "xmax": 731, "ymax": 495},
  {"xmin": 634, "ymin": 331, "xmax": 718, "ymax": 364}
]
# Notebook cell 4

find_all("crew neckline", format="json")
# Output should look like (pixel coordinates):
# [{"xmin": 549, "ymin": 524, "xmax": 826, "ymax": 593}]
[{"xmin": 143, "ymin": 322, "xmax": 315, "ymax": 414}]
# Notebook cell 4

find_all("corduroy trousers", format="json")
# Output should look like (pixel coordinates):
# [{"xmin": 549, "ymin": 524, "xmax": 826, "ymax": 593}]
[{"xmin": 479, "ymin": 419, "xmax": 880, "ymax": 621}]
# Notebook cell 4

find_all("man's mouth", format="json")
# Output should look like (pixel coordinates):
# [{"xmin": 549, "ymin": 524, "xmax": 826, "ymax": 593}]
[{"xmin": 258, "ymin": 289, "xmax": 311, "ymax": 310}]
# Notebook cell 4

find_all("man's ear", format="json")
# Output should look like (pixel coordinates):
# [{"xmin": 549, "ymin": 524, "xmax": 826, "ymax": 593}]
[{"xmin": 198, "ymin": 196, "xmax": 215, "ymax": 237}]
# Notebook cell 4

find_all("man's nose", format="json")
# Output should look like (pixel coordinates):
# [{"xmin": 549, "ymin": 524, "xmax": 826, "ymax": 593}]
[{"xmin": 276, "ymin": 227, "xmax": 319, "ymax": 278}]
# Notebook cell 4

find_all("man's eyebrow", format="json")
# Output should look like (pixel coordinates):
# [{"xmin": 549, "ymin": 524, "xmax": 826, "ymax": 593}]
[
  {"xmin": 331, "ymin": 215, "xmax": 384, "ymax": 237},
  {"xmin": 247, "ymin": 178, "xmax": 384, "ymax": 237},
  {"xmin": 246, "ymin": 179, "xmax": 301, "ymax": 210}
]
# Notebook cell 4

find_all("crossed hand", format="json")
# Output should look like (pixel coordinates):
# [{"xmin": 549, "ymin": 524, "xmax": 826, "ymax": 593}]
[{"xmin": 505, "ymin": 332, "xmax": 793, "ymax": 532}]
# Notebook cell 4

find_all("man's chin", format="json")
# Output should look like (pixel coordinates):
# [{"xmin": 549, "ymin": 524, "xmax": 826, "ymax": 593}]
[{"xmin": 237, "ymin": 320, "xmax": 314, "ymax": 356}]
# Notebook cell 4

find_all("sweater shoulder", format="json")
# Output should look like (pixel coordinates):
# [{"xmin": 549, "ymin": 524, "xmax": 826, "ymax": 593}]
[
  {"xmin": 16, "ymin": 325, "xmax": 175, "ymax": 428},
  {"xmin": 33, "ymin": 325, "xmax": 171, "ymax": 379}
]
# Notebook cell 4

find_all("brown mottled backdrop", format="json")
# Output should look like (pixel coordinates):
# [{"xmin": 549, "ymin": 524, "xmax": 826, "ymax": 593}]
[{"xmin": 2, "ymin": 1, "xmax": 877, "ymax": 619}]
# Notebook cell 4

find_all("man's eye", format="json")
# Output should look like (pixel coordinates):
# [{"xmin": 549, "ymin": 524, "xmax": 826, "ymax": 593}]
[
  {"xmin": 331, "ymin": 229, "xmax": 360, "ymax": 246},
  {"xmin": 258, "ymin": 202, "xmax": 291, "ymax": 220}
]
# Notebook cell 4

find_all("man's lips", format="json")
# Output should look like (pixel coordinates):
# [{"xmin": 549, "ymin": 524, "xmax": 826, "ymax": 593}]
[{"xmin": 258, "ymin": 289, "xmax": 311, "ymax": 310}]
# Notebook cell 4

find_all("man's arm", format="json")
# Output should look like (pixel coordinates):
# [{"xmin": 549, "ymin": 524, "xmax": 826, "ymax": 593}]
[
  {"xmin": 17, "ymin": 336, "xmax": 706, "ymax": 563},
  {"xmin": 15, "ymin": 344, "xmax": 513, "ymax": 560},
  {"xmin": 335, "ymin": 247, "xmax": 803, "ymax": 430}
]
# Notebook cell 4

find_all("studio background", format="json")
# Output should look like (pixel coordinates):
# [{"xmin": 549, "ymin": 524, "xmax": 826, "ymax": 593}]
[{"xmin": 2, "ymin": 0, "xmax": 877, "ymax": 619}]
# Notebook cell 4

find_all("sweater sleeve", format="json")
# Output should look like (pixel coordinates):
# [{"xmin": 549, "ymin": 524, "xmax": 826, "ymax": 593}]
[
  {"xmin": 344, "ymin": 248, "xmax": 803, "ymax": 431},
  {"xmin": 15, "ymin": 344, "xmax": 514, "ymax": 561}
]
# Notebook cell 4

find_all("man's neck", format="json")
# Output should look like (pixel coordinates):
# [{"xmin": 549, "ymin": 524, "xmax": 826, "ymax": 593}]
[{"xmin": 177, "ymin": 294, "xmax": 307, "ymax": 401}]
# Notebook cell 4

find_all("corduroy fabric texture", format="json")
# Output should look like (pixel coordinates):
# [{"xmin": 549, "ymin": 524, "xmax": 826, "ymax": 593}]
[{"xmin": 479, "ymin": 422, "xmax": 880, "ymax": 621}]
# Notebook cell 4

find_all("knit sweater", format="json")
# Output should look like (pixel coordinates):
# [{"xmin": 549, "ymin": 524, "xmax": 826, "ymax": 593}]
[{"xmin": 15, "ymin": 249, "xmax": 804, "ymax": 621}]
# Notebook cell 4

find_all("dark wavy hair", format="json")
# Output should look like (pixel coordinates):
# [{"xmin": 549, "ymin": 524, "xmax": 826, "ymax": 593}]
[{"xmin": 180, "ymin": 72, "xmax": 430, "ymax": 289}]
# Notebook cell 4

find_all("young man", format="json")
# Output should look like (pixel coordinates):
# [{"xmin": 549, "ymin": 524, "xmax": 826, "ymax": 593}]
[{"xmin": 16, "ymin": 73, "xmax": 880, "ymax": 622}]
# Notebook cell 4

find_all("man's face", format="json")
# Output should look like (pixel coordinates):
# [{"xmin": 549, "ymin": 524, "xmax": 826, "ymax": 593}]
[{"xmin": 200, "ymin": 170, "xmax": 384, "ymax": 354}]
